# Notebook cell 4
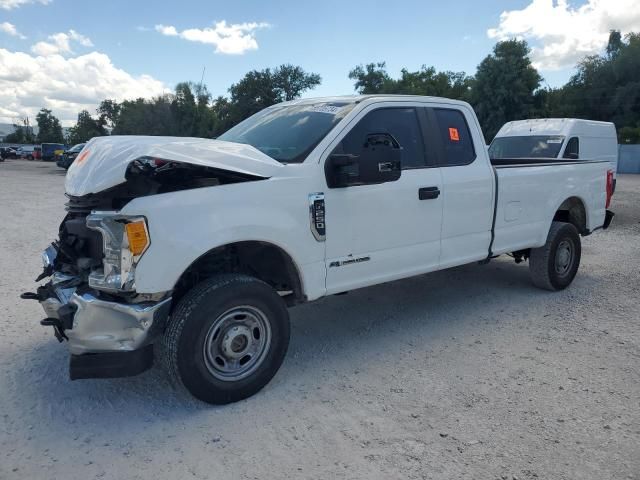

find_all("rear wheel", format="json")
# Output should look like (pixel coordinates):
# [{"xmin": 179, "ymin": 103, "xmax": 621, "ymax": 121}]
[
  {"xmin": 160, "ymin": 274, "xmax": 290, "ymax": 404},
  {"xmin": 529, "ymin": 221, "xmax": 581, "ymax": 291}
]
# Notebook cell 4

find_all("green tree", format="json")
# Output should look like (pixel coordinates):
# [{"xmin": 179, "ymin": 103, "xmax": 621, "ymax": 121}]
[
  {"xmin": 110, "ymin": 83, "xmax": 216, "ymax": 137},
  {"xmin": 83, "ymin": 65, "xmax": 320, "ymax": 139},
  {"xmin": 35, "ymin": 108, "xmax": 64, "ymax": 143},
  {"xmin": 67, "ymin": 110, "xmax": 106, "ymax": 144},
  {"xmin": 3, "ymin": 129, "xmax": 21, "ymax": 144},
  {"xmin": 548, "ymin": 31, "xmax": 640, "ymax": 142},
  {"xmin": 606, "ymin": 30, "xmax": 623, "ymax": 58},
  {"xmin": 4, "ymin": 119, "xmax": 35, "ymax": 144},
  {"xmin": 470, "ymin": 39, "xmax": 542, "ymax": 142},
  {"xmin": 349, "ymin": 62, "xmax": 472, "ymax": 99},
  {"xmin": 172, "ymin": 82, "xmax": 198, "ymax": 135},
  {"xmin": 191, "ymin": 82, "xmax": 217, "ymax": 137},
  {"xmin": 210, "ymin": 95, "xmax": 234, "ymax": 136},
  {"xmin": 171, "ymin": 82, "xmax": 217, "ymax": 137},
  {"xmin": 225, "ymin": 64, "xmax": 321, "ymax": 129},
  {"xmin": 111, "ymin": 96, "xmax": 176, "ymax": 136},
  {"xmin": 348, "ymin": 62, "xmax": 392, "ymax": 94},
  {"xmin": 619, "ymin": 125, "xmax": 640, "ymax": 144},
  {"xmin": 273, "ymin": 64, "xmax": 322, "ymax": 101},
  {"xmin": 97, "ymin": 99, "xmax": 121, "ymax": 130}
]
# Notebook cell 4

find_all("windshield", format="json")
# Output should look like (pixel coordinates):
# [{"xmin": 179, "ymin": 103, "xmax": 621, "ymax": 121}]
[
  {"xmin": 489, "ymin": 135, "xmax": 565, "ymax": 159},
  {"xmin": 218, "ymin": 102, "xmax": 356, "ymax": 163},
  {"xmin": 69, "ymin": 143, "xmax": 85, "ymax": 152}
]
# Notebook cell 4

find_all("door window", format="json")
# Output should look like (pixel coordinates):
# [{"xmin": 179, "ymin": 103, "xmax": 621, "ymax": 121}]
[
  {"xmin": 334, "ymin": 108, "xmax": 427, "ymax": 169},
  {"xmin": 433, "ymin": 108, "xmax": 476, "ymax": 166}
]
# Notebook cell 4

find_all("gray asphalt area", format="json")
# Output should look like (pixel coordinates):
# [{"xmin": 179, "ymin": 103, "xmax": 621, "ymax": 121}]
[{"xmin": 1, "ymin": 159, "xmax": 638, "ymax": 480}]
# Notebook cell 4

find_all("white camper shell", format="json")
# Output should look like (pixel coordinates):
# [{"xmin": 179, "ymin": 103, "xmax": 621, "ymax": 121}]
[{"xmin": 489, "ymin": 118, "xmax": 618, "ymax": 179}]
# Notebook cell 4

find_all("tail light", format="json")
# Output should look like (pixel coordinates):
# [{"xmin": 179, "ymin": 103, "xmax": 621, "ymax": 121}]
[{"xmin": 606, "ymin": 170, "xmax": 613, "ymax": 208}]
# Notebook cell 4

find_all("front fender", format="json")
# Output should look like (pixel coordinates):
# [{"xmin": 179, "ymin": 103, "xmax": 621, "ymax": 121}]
[{"xmin": 119, "ymin": 178, "xmax": 325, "ymax": 298}]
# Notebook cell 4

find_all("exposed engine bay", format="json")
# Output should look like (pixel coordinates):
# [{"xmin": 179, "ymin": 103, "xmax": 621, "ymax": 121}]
[{"xmin": 43, "ymin": 157, "xmax": 266, "ymax": 289}]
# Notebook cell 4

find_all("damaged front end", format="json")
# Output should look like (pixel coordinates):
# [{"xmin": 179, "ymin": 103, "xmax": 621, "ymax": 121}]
[{"xmin": 23, "ymin": 153, "xmax": 267, "ymax": 379}]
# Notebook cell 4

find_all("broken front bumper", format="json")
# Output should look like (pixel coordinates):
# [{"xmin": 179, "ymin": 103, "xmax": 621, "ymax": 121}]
[
  {"xmin": 29, "ymin": 264, "xmax": 171, "ymax": 378},
  {"xmin": 63, "ymin": 292, "xmax": 171, "ymax": 355}
]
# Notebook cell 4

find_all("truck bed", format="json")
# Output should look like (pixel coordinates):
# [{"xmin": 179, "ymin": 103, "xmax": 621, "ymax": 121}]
[{"xmin": 490, "ymin": 159, "xmax": 610, "ymax": 256}]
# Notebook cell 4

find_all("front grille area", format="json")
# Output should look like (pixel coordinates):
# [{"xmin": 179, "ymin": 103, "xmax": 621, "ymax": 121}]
[
  {"xmin": 65, "ymin": 194, "xmax": 103, "ymax": 215},
  {"xmin": 59, "ymin": 195, "xmax": 105, "ymax": 272}
]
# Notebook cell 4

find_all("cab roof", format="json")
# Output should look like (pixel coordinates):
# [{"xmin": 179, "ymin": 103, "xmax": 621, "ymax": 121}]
[{"xmin": 280, "ymin": 94, "xmax": 471, "ymax": 108}]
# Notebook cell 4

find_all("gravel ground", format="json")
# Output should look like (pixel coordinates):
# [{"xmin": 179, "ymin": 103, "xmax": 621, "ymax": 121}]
[{"xmin": 1, "ymin": 159, "xmax": 638, "ymax": 480}]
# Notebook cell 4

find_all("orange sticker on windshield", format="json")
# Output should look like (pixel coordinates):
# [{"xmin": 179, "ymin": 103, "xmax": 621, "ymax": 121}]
[
  {"xmin": 449, "ymin": 127, "xmax": 460, "ymax": 142},
  {"xmin": 75, "ymin": 149, "xmax": 90, "ymax": 165}
]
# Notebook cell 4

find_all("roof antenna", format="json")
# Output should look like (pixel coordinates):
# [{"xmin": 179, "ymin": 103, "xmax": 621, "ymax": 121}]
[
  {"xmin": 190, "ymin": 66, "xmax": 206, "ymax": 136},
  {"xmin": 198, "ymin": 65, "xmax": 206, "ymax": 93}
]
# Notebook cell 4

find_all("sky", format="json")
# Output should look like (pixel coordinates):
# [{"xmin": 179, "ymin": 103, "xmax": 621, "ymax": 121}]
[{"xmin": 1, "ymin": 0, "xmax": 639, "ymax": 126}]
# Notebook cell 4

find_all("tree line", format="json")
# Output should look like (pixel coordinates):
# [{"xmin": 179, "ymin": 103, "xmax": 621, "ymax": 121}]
[{"xmin": 6, "ymin": 31, "xmax": 639, "ymax": 146}]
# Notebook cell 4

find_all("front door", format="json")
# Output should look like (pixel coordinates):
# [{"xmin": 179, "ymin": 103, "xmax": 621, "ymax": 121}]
[{"xmin": 323, "ymin": 104, "xmax": 443, "ymax": 294}]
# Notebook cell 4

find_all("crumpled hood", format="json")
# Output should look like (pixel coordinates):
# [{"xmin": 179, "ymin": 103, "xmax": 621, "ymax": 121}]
[{"xmin": 65, "ymin": 135, "xmax": 284, "ymax": 196}]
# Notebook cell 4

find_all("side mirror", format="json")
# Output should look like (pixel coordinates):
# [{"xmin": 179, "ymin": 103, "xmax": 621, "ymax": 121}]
[
  {"xmin": 566, "ymin": 152, "xmax": 579, "ymax": 160},
  {"xmin": 326, "ymin": 133, "xmax": 402, "ymax": 188}
]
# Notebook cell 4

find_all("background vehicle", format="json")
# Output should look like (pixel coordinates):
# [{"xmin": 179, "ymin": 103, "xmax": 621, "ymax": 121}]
[
  {"xmin": 489, "ymin": 118, "xmax": 619, "ymax": 190},
  {"xmin": 0, "ymin": 146, "xmax": 17, "ymax": 160},
  {"xmin": 53, "ymin": 147, "xmax": 66, "ymax": 162},
  {"xmin": 15, "ymin": 145, "xmax": 36, "ymax": 160},
  {"xmin": 27, "ymin": 96, "xmax": 614, "ymax": 405},
  {"xmin": 56, "ymin": 143, "xmax": 85, "ymax": 169},
  {"xmin": 41, "ymin": 143, "xmax": 66, "ymax": 162}
]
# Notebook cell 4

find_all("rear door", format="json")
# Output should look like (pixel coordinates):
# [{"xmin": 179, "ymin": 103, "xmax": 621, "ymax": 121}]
[
  {"xmin": 323, "ymin": 103, "xmax": 443, "ymax": 294},
  {"xmin": 425, "ymin": 105, "xmax": 494, "ymax": 268}
]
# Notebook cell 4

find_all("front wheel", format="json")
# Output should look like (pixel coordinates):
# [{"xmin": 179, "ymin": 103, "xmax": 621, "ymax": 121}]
[
  {"xmin": 529, "ymin": 221, "xmax": 581, "ymax": 291},
  {"xmin": 160, "ymin": 274, "xmax": 290, "ymax": 404}
]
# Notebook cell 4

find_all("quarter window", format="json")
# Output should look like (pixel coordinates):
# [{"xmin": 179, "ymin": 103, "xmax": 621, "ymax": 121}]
[
  {"xmin": 433, "ymin": 108, "xmax": 476, "ymax": 166},
  {"xmin": 563, "ymin": 137, "xmax": 579, "ymax": 159},
  {"xmin": 334, "ymin": 107, "xmax": 427, "ymax": 169}
]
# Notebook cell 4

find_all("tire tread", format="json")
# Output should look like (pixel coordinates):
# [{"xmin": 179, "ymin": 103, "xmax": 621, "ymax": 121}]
[
  {"xmin": 158, "ymin": 274, "xmax": 288, "ymax": 403},
  {"xmin": 158, "ymin": 273, "xmax": 276, "ymax": 391},
  {"xmin": 529, "ymin": 221, "xmax": 580, "ymax": 291}
]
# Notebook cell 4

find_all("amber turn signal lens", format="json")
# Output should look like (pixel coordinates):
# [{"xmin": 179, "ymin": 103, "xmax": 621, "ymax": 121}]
[{"xmin": 125, "ymin": 221, "xmax": 149, "ymax": 256}]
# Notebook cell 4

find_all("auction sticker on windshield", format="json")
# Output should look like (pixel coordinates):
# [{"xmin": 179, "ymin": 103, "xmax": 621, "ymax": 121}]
[{"xmin": 309, "ymin": 105, "xmax": 343, "ymax": 114}]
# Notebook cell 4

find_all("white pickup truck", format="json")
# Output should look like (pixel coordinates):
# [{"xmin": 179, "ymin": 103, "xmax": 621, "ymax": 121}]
[{"xmin": 25, "ymin": 95, "xmax": 615, "ymax": 404}]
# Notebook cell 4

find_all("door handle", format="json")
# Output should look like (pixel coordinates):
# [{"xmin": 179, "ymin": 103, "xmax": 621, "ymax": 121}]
[{"xmin": 418, "ymin": 186, "xmax": 440, "ymax": 200}]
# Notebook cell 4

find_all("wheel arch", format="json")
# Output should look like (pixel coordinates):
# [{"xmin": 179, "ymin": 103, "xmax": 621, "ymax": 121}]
[
  {"xmin": 171, "ymin": 240, "xmax": 305, "ymax": 308},
  {"xmin": 553, "ymin": 196, "xmax": 589, "ymax": 235}
]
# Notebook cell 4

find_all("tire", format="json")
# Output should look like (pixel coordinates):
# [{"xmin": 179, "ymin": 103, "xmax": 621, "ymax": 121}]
[
  {"xmin": 529, "ymin": 221, "xmax": 581, "ymax": 291},
  {"xmin": 159, "ymin": 274, "xmax": 290, "ymax": 404}
]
